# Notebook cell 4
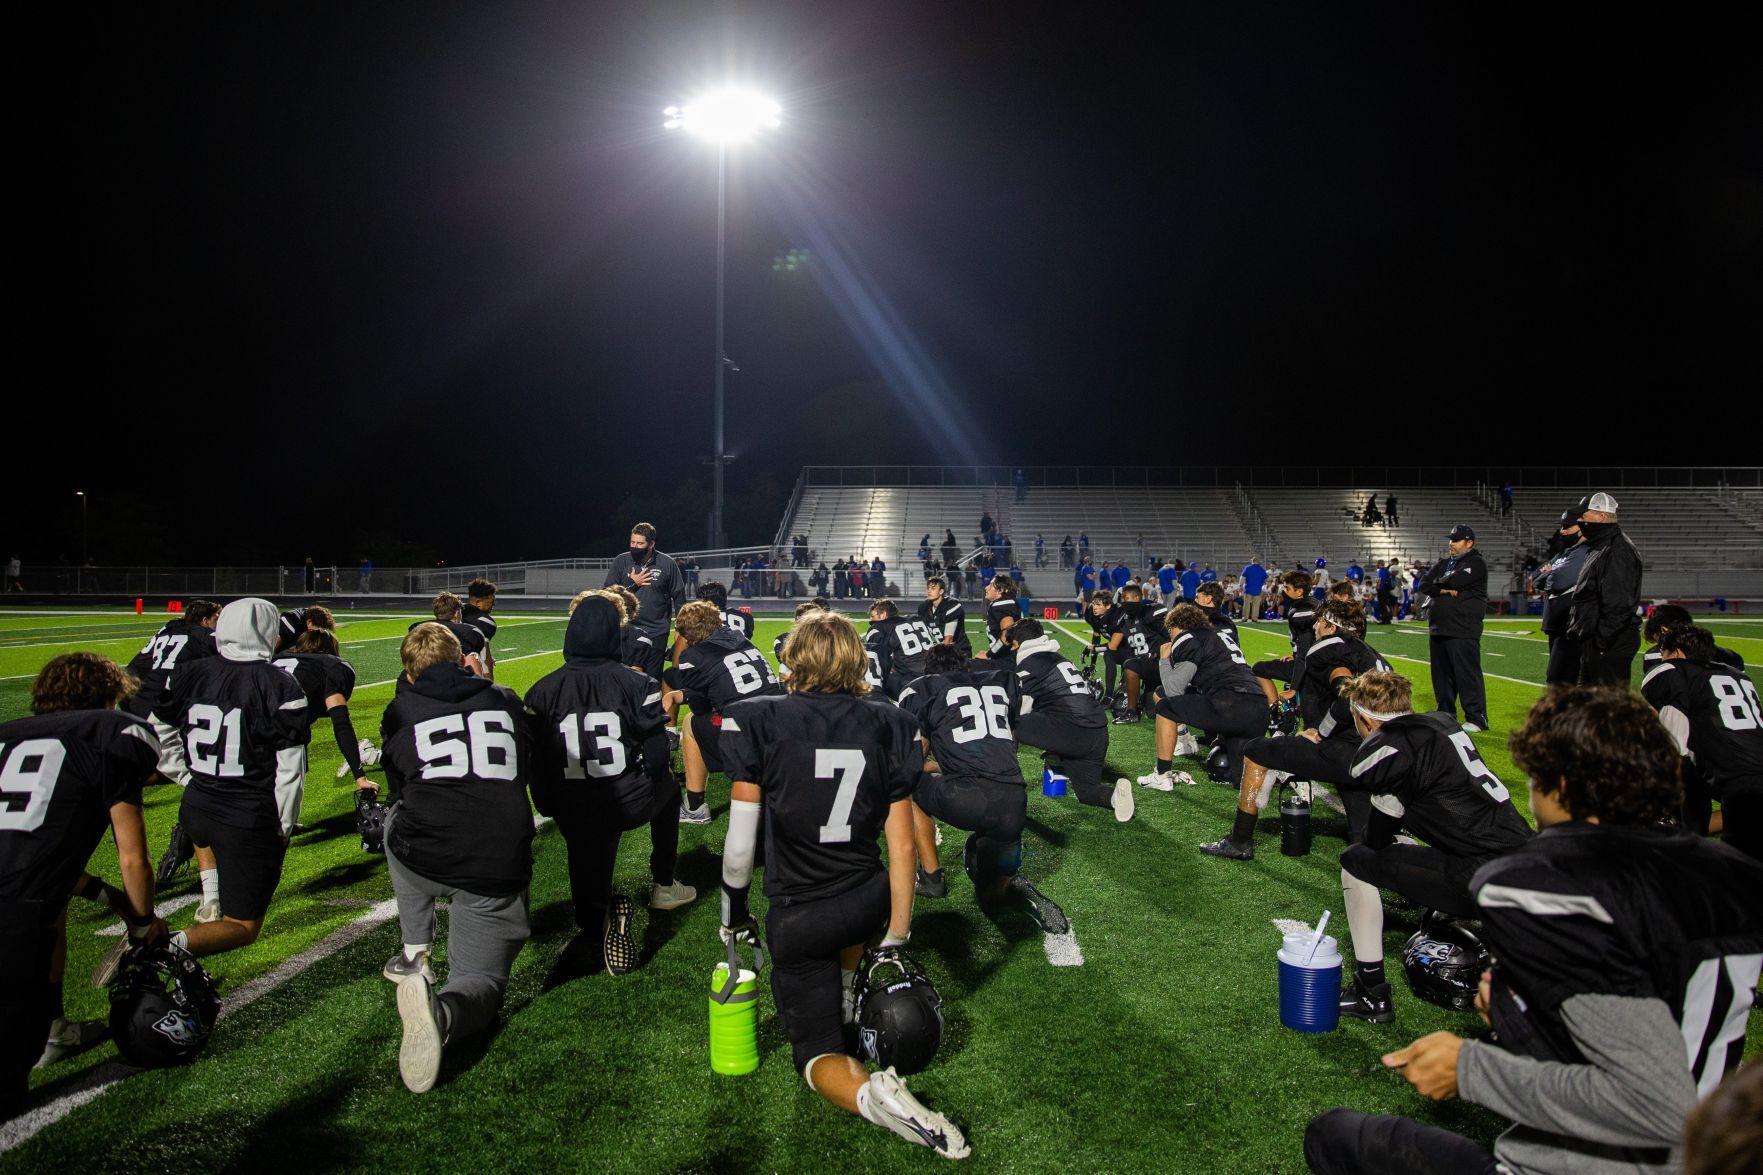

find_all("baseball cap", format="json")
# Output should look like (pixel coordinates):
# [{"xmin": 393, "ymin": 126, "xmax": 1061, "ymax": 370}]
[
  {"xmin": 1448, "ymin": 525, "xmax": 1475, "ymax": 541},
  {"xmin": 1558, "ymin": 509, "xmax": 1581, "ymax": 527},
  {"xmin": 1584, "ymin": 491, "xmax": 1619, "ymax": 515}
]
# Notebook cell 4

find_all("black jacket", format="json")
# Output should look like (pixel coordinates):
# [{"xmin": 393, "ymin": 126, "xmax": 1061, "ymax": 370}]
[
  {"xmin": 1534, "ymin": 540, "xmax": 1588, "ymax": 637},
  {"xmin": 1416, "ymin": 550, "xmax": 1488, "ymax": 639},
  {"xmin": 1566, "ymin": 522, "xmax": 1642, "ymax": 647},
  {"xmin": 602, "ymin": 549, "xmax": 685, "ymax": 632}
]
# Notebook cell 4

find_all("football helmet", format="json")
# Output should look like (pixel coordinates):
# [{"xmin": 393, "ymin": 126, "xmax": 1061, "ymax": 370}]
[
  {"xmin": 853, "ymin": 947, "xmax": 944, "ymax": 1075},
  {"xmin": 357, "ymin": 791, "xmax": 389, "ymax": 854},
  {"xmin": 108, "ymin": 944, "xmax": 221, "ymax": 1067},
  {"xmin": 1205, "ymin": 744, "xmax": 1231, "ymax": 782},
  {"xmin": 1401, "ymin": 912, "xmax": 1490, "ymax": 1012}
]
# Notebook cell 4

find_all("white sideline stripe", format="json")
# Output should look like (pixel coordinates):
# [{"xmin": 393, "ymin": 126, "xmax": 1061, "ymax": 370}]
[
  {"xmin": 94, "ymin": 894, "xmax": 200, "ymax": 936},
  {"xmin": 356, "ymin": 649, "xmax": 560, "ymax": 690},
  {"xmin": 1380, "ymin": 652, "xmax": 1543, "ymax": 690},
  {"xmin": 3, "ymin": 898, "xmax": 404, "ymax": 1153},
  {"xmin": 1043, "ymin": 929, "xmax": 1084, "ymax": 967},
  {"xmin": 0, "ymin": 634, "xmax": 162, "ymax": 650},
  {"xmin": 339, "ymin": 620, "xmax": 548, "ymax": 647}
]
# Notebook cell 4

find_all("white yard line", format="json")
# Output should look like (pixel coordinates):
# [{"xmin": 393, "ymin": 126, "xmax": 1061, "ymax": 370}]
[
  {"xmin": 355, "ymin": 649, "xmax": 560, "ymax": 690},
  {"xmin": 1043, "ymin": 928, "xmax": 1085, "ymax": 967},
  {"xmin": 94, "ymin": 895, "xmax": 200, "ymax": 936}
]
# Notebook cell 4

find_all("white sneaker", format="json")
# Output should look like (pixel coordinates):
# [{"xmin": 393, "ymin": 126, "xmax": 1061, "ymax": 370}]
[
  {"xmin": 861, "ymin": 1067, "xmax": 971, "ymax": 1160},
  {"xmin": 1461, "ymin": 723, "xmax": 1483, "ymax": 734},
  {"xmin": 1137, "ymin": 770, "xmax": 1175, "ymax": 792},
  {"xmin": 648, "ymin": 880, "xmax": 698, "ymax": 911},
  {"xmin": 383, "ymin": 950, "xmax": 434, "ymax": 984},
  {"xmin": 1111, "ymin": 778, "xmax": 1135, "ymax": 822},
  {"xmin": 194, "ymin": 899, "xmax": 222, "ymax": 924},
  {"xmin": 397, "ymin": 973, "xmax": 444, "ymax": 1093},
  {"xmin": 36, "ymin": 1018, "xmax": 106, "ymax": 1068},
  {"xmin": 359, "ymin": 738, "xmax": 382, "ymax": 768},
  {"xmin": 1173, "ymin": 733, "xmax": 1200, "ymax": 758}
]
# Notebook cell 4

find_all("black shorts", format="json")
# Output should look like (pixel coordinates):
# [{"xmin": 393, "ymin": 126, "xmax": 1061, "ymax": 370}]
[
  {"xmin": 627, "ymin": 627, "xmax": 666, "ymax": 678},
  {"xmin": 1251, "ymin": 659, "xmax": 1292, "ymax": 685},
  {"xmin": 179, "ymin": 790, "xmax": 288, "ymax": 922},
  {"xmin": 1305, "ymin": 1108, "xmax": 1498, "ymax": 1175},
  {"xmin": 913, "ymin": 774, "xmax": 1027, "ymax": 880},
  {"xmin": 1243, "ymin": 734, "xmax": 1357, "ymax": 785},
  {"xmin": 765, "ymin": 871, "xmax": 890, "ymax": 1074},
  {"xmin": 689, "ymin": 711, "xmax": 724, "ymax": 774},
  {"xmin": 1154, "ymin": 691, "xmax": 1266, "ymax": 737}
]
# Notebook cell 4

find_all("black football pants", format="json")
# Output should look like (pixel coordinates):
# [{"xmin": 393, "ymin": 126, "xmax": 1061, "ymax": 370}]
[
  {"xmin": 1339, "ymin": 843, "xmax": 1485, "ymax": 921},
  {"xmin": 1015, "ymin": 712, "xmax": 1113, "ymax": 807},
  {"xmin": 1156, "ymin": 691, "xmax": 1267, "ymax": 787},
  {"xmin": 1428, "ymin": 637, "xmax": 1488, "ymax": 729},
  {"xmin": 1304, "ymin": 1108, "xmax": 1499, "ymax": 1175},
  {"xmin": 767, "ymin": 871, "xmax": 889, "ymax": 1074},
  {"xmin": 914, "ymin": 774, "xmax": 1027, "ymax": 881},
  {"xmin": 1721, "ymin": 776, "xmax": 1763, "ymax": 862},
  {"xmin": 1245, "ymin": 735, "xmax": 1369, "ymax": 843},
  {"xmin": 551, "ymin": 772, "xmax": 679, "ymax": 933},
  {"xmin": 0, "ymin": 900, "xmax": 55, "ymax": 1118}
]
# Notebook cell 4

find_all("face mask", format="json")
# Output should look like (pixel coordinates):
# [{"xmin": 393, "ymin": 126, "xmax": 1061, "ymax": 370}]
[{"xmin": 630, "ymin": 546, "xmax": 649, "ymax": 563}]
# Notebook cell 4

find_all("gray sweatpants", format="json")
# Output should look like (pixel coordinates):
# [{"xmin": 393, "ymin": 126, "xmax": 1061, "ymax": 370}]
[{"xmin": 384, "ymin": 822, "xmax": 529, "ymax": 1043}]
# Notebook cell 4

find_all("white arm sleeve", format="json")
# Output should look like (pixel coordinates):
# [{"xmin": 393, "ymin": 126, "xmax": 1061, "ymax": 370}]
[
  {"xmin": 720, "ymin": 798, "xmax": 762, "ymax": 923},
  {"xmin": 1658, "ymin": 706, "xmax": 1692, "ymax": 757},
  {"xmin": 274, "ymin": 745, "xmax": 307, "ymax": 837}
]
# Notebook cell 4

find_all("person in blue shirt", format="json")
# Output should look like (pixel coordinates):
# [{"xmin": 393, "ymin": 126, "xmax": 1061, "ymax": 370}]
[
  {"xmin": 1346, "ymin": 560, "xmax": 1364, "ymax": 585},
  {"xmin": 918, "ymin": 534, "xmax": 930, "ymax": 561},
  {"xmin": 1179, "ymin": 564, "xmax": 1201, "ymax": 601},
  {"xmin": 1111, "ymin": 562, "xmax": 1131, "ymax": 591},
  {"xmin": 1077, "ymin": 559, "xmax": 1097, "ymax": 607},
  {"xmin": 1158, "ymin": 561, "xmax": 1179, "ymax": 599},
  {"xmin": 1241, "ymin": 558, "xmax": 1269, "ymax": 623},
  {"xmin": 1374, "ymin": 560, "xmax": 1396, "ymax": 624},
  {"xmin": 1199, "ymin": 564, "xmax": 1218, "ymax": 585}
]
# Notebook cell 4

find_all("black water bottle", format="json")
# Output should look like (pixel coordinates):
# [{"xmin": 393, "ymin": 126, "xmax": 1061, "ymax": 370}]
[{"xmin": 1279, "ymin": 792, "xmax": 1312, "ymax": 857}]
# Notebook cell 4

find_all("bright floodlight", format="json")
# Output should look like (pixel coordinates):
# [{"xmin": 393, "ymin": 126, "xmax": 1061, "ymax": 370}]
[{"xmin": 663, "ymin": 90, "xmax": 781, "ymax": 142}]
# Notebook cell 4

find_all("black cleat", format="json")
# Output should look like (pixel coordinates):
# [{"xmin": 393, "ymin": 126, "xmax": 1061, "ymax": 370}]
[
  {"xmin": 1198, "ymin": 836, "xmax": 1254, "ymax": 861},
  {"xmin": 1111, "ymin": 710, "xmax": 1142, "ymax": 725},
  {"xmin": 602, "ymin": 895, "xmax": 637, "ymax": 976},
  {"xmin": 1008, "ymin": 877, "xmax": 1070, "ymax": 935},
  {"xmin": 915, "ymin": 867, "xmax": 948, "ymax": 899},
  {"xmin": 1339, "ymin": 979, "xmax": 1396, "ymax": 1024},
  {"xmin": 155, "ymin": 823, "xmax": 193, "ymax": 885}
]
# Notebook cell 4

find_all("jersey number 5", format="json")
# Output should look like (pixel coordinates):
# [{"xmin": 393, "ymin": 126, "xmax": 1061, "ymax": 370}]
[{"xmin": 1448, "ymin": 730, "xmax": 1510, "ymax": 803}]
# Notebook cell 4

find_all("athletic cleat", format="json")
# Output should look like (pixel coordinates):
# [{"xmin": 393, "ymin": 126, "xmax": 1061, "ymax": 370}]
[
  {"xmin": 1461, "ymin": 723, "xmax": 1483, "ymax": 734},
  {"xmin": 337, "ymin": 738, "xmax": 383, "ymax": 777},
  {"xmin": 1339, "ymin": 978, "xmax": 1396, "ymax": 1024},
  {"xmin": 603, "ymin": 894, "xmax": 637, "ymax": 976},
  {"xmin": 648, "ymin": 880, "xmax": 697, "ymax": 911},
  {"xmin": 36, "ymin": 1018, "xmax": 107, "ymax": 1068},
  {"xmin": 915, "ymin": 867, "xmax": 948, "ymax": 899},
  {"xmin": 678, "ymin": 801, "xmax": 712, "ymax": 825},
  {"xmin": 1136, "ymin": 770, "xmax": 1175, "ymax": 792},
  {"xmin": 193, "ymin": 899, "xmax": 222, "ymax": 924},
  {"xmin": 1009, "ymin": 876, "xmax": 1070, "ymax": 935},
  {"xmin": 1173, "ymin": 733, "xmax": 1200, "ymax": 758},
  {"xmin": 862, "ymin": 1067, "xmax": 971, "ymax": 1160},
  {"xmin": 396, "ymin": 973, "xmax": 444, "ymax": 1093},
  {"xmin": 383, "ymin": 950, "xmax": 434, "ymax": 985},
  {"xmin": 155, "ymin": 823, "xmax": 193, "ymax": 884},
  {"xmin": 1111, "ymin": 778, "xmax": 1135, "ymax": 823},
  {"xmin": 1110, "ymin": 710, "xmax": 1141, "ymax": 725},
  {"xmin": 1199, "ymin": 836, "xmax": 1254, "ymax": 861}
]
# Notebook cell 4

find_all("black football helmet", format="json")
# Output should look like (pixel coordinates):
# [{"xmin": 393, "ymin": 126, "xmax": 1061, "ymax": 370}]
[
  {"xmin": 853, "ymin": 947, "xmax": 944, "ymax": 1075},
  {"xmin": 1401, "ymin": 912, "xmax": 1490, "ymax": 1012},
  {"xmin": 357, "ymin": 792, "xmax": 389, "ymax": 854},
  {"xmin": 108, "ymin": 944, "xmax": 221, "ymax": 1067},
  {"xmin": 1205, "ymin": 745, "xmax": 1231, "ymax": 782}
]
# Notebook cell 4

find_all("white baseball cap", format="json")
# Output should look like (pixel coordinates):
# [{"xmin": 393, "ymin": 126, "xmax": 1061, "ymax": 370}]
[{"xmin": 1585, "ymin": 491, "xmax": 1620, "ymax": 514}]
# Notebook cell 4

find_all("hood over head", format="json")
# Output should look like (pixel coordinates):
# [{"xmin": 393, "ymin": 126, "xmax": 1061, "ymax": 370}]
[
  {"xmin": 216, "ymin": 598, "xmax": 280, "ymax": 662},
  {"xmin": 565, "ymin": 595, "xmax": 623, "ymax": 665}
]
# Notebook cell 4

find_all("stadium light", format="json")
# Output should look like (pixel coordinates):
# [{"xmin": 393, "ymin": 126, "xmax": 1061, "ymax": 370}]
[
  {"xmin": 75, "ymin": 490, "xmax": 87, "ymax": 565},
  {"xmin": 664, "ymin": 89, "xmax": 781, "ymax": 549}
]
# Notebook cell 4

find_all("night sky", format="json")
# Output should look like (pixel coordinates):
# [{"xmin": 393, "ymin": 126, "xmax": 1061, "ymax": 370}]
[{"xmin": 14, "ymin": 4, "xmax": 1760, "ymax": 567}]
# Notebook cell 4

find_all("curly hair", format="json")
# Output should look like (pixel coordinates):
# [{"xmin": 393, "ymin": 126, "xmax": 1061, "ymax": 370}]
[
  {"xmin": 33, "ymin": 653, "xmax": 139, "ymax": 714},
  {"xmin": 1508, "ymin": 686, "xmax": 1681, "ymax": 824},
  {"xmin": 1643, "ymin": 603, "xmax": 1694, "ymax": 646},
  {"xmin": 1658, "ymin": 624, "xmax": 1717, "ymax": 664},
  {"xmin": 1165, "ymin": 603, "xmax": 1211, "ymax": 633},
  {"xmin": 1336, "ymin": 671, "xmax": 1412, "ymax": 718},
  {"xmin": 675, "ymin": 600, "xmax": 723, "ymax": 646},
  {"xmin": 1317, "ymin": 598, "xmax": 1366, "ymax": 638}
]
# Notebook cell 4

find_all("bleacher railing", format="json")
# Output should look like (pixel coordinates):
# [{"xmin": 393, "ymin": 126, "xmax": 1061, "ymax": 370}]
[{"xmin": 802, "ymin": 465, "xmax": 1763, "ymax": 489}]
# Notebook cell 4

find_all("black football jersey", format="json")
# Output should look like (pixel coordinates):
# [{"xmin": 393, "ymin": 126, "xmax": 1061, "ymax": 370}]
[
  {"xmin": 524, "ymin": 659, "xmax": 668, "ymax": 796},
  {"xmin": 985, "ymin": 599, "xmax": 1021, "ymax": 656},
  {"xmin": 1118, "ymin": 604, "xmax": 1166, "ymax": 661},
  {"xmin": 719, "ymin": 692, "xmax": 922, "ymax": 902},
  {"xmin": 676, "ymin": 627, "xmax": 782, "ymax": 715},
  {"xmin": 1347, "ymin": 712, "xmax": 1532, "ymax": 857},
  {"xmin": 461, "ymin": 603, "xmax": 498, "ymax": 645},
  {"xmin": 1641, "ymin": 660, "xmax": 1763, "ymax": 787},
  {"xmin": 719, "ymin": 609, "xmax": 752, "ymax": 642},
  {"xmin": 919, "ymin": 598, "xmax": 971, "ymax": 653},
  {"xmin": 275, "ymin": 608, "xmax": 311, "ymax": 654},
  {"xmin": 1642, "ymin": 643, "xmax": 1744, "ymax": 671},
  {"xmin": 155, "ymin": 655, "xmax": 311, "ymax": 826},
  {"xmin": 125, "ymin": 618, "xmax": 218, "ymax": 711},
  {"xmin": 1202, "ymin": 607, "xmax": 1239, "ymax": 645},
  {"xmin": 0, "ymin": 709, "xmax": 158, "ymax": 903},
  {"xmin": 1301, "ymin": 634, "xmax": 1392, "ymax": 738},
  {"xmin": 897, "ymin": 669, "xmax": 1025, "ymax": 786},
  {"xmin": 1095, "ymin": 606, "xmax": 1130, "ymax": 649},
  {"xmin": 1165, "ymin": 628, "xmax": 1261, "ymax": 697},
  {"xmin": 380, "ymin": 665, "xmax": 534, "ymax": 896},
  {"xmin": 866, "ymin": 616, "xmax": 938, "ymax": 681},
  {"xmin": 1471, "ymin": 824, "xmax": 1763, "ymax": 1095},
  {"xmin": 409, "ymin": 618, "xmax": 486, "ymax": 661},
  {"xmin": 1284, "ymin": 599, "xmax": 1318, "ymax": 654},
  {"xmin": 1012, "ymin": 638, "xmax": 1107, "ymax": 729},
  {"xmin": 621, "ymin": 624, "xmax": 657, "ymax": 668},
  {"xmin": 271, "ymin": 652, "xmax": 357, "ymax": 722}
]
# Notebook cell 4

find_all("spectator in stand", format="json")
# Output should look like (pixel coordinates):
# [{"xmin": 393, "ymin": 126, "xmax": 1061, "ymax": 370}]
[
  {"xmin": 1499, "ymin": 481, "xmax": 1513, "ymax": 515},
  {"xmin": 1361, "ymin": 494, "xmax": 1382, "ymax": 527},
  {"xmin": 848, "ymin": 559, "xmax": 866, "ymax": 599},
  {"xmin": 1562, "ymin": 492, "xmax": 1643, "ymax": 685},
  {"xmin": 979, "ymin": 511, "xmax": 994, "ymax": 538},
  {"xmin": 870, "ymin": 555, "xmax": 886, "ymax": 599},
  {"xmin": 1384, "ymin": 493, "xmax": 1398, "ymax": 528},
  {"xmin": 1179, "ymin": 562, "xmax": 1200, "ymax": 602},
  {"xmin": 1012, "ymin": 467, "xmax": 1026, "ymax": 503},
  {"xmin": 1034, "ymin": 533, "xmax": 1046, "ymax": 568},
  {"xmin": 812, "ymin": 562, "xmax": 829, "ymax": 597},
  {"xmin": 918, "ymin": 534, "xmax": 931, "ymax": 562},
  {"xmin": 832, "ymin": 559, "xmax": 848, "ymax": 600},
  {"xmin": 1060, "ymin": 535, "xmax": 1075, "ymax": 569},
  {"xmin": 941, "ymin": 530, "xmax": 960, "ymax": 567},
  {"xmin": 1415, "ymin": 525, "xmax": 1489, "ymax": 732},
  {"xmin": 1241, "ymin": 557, "xmax": 1268, "ymax": 624},
  {"xmin": 358, "ymin": 557, "xmax": 373, "ymax": 593},
  {"xmin": 963, "ymin": 562, "xmax": 980, "ymax": 598},
  {"xmin": 1078, "ymin": 533, "xmax": 1090, "ymax": 561}
]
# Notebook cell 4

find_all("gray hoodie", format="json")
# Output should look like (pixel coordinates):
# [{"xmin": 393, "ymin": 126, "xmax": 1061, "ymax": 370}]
[{"xmin": 216, "ymin": 598, "xmax": 281, "ymax": 662}]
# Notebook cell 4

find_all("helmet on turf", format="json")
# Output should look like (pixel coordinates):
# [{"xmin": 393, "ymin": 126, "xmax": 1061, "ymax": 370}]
[
  {"xmin": 1205, "ymin": 744, "xmax": 1231, "ymax": 782},
  {"xmin": 853, "ymin": 947, "xmax": 943, "ymax": 1075},
  {"xmin": 357, "ymin": 791, "xmax": 389, "ymax": 854},
  {"xmin": 108, "ymin": 945, "xmax": 221, "ymax": 1067},
  {"xmin": 1401, "ymin": 913, "xmax": 1490, "ymax": 1012}
]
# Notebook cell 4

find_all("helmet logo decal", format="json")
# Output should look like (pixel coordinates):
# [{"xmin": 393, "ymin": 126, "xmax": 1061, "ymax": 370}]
[{"xmin": 151, "ymin": 1009, "xmax": 200, "ymax": 1047}]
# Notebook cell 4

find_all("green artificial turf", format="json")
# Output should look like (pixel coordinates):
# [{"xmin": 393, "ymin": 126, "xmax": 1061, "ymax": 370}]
[{"xmin": 2, "ymin": 607, "xmax": 1759, "ymax": 1173}]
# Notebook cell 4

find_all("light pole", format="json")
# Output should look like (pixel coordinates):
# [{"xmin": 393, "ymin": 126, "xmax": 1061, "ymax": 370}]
[
  {"xmin": 664, "ymin": 89, "xmax": 780, "ymax": 550},
  {"xmin": 75, "ymin": 491, "xmax": 87, "ymax": 565}
]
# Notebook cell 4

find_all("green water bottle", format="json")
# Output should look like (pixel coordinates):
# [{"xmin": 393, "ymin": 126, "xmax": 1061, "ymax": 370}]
[{"xmin": 708, "ymin": 936, "xmax": 765, "ymax": 1076}]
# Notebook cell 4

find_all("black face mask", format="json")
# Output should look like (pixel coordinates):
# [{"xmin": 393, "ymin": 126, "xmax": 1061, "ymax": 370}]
[
  {"xmin": 1579, "ymin": 521, "xmax": 1614, "ymax": 543},
  {"xmin": 630, "ymin": 546, "xmax": 650, "ymax": 564}
]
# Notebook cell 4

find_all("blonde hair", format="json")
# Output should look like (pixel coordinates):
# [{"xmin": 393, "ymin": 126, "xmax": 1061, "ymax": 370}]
[
  {"xmin": 569, "ymin": 588, "xmax": 628, "ymax": 620},
  {"xmin": 402, "ymin": 622, "xmax": 462, "ymax": 678},
  {"xmin": 783, "ymin": 611, "xmax": 871, "ymax": 696},
  {"xmin": 676, "ymin": 600, "xmax": 722, "ymax": 646},
  {"xmin": 608, "ymin": 584, "xmax": 640, "ymax": 620},
  {"xmin": 431, "ymin": 591, "xmax": 462, "ymax": 621},
  {"xmin": 1336, "ymin": 671, "xmax": 1412, "ymax": 718}
]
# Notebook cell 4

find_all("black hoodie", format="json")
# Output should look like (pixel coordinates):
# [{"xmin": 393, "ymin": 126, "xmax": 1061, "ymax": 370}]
[
  {"xmin": 381, "ymin": 662, "xmax": 533, "ymax": 895},
  {"xmin": 524, "ymin": 598, "xmax": 672, "ymax": 817}
]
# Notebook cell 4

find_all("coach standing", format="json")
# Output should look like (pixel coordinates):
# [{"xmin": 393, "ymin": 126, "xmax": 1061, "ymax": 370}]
[
  {"xmin": 1536, "ymin": 510, "xmax": 1589, "ymax": 684},
  {"xmin": 602, "ymin": 522, "xmax": 686, "ymax": 679},
  {"xmin": 1416, "ymin": 525, "xmax": 1489, "ymax": 732},
  {"xmin": 1563, "ymin": 492, "xmax": 1642, "ymax": 684}
]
